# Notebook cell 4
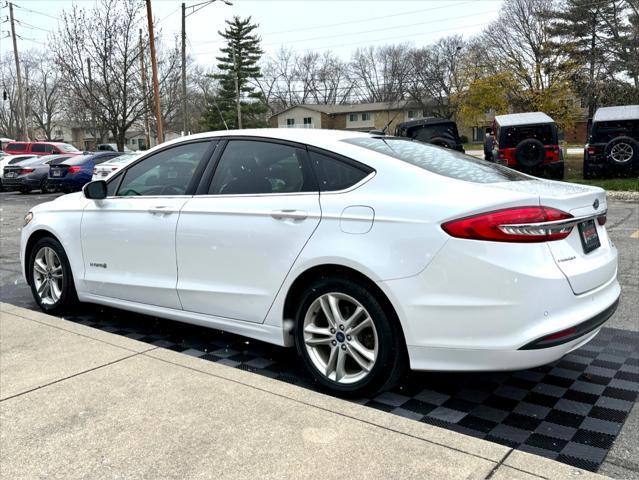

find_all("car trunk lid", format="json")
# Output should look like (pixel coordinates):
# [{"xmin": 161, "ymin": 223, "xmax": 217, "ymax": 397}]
[
  {"xmin": 49, "ymin": 164, "xmax": 70, "ymax": 178},
  {"xmin": 492, "ymin": 180, "xmax": 614, "ymax": 294}
]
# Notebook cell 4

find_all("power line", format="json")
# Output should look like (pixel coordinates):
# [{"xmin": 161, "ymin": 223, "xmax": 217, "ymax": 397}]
[
  {"xmin": 11, "ymin": 3, "xmax": 60, "ymax": 21},
  {"xmin": 261, "ymin": 1, "xmax": 478, "ymax": 35}
]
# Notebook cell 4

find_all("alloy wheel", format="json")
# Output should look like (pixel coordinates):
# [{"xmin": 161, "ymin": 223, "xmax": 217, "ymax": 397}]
[
  {"xmin": 610, "ymin": 142, "xmax": 633, "ymax": 163},
  {"xmin": 303, "ymin": 292, "xmax": 378, "ymax": 384},
  {"xmin": 33, "ymin": 247, "xmax": 64, "ymax": 305}
]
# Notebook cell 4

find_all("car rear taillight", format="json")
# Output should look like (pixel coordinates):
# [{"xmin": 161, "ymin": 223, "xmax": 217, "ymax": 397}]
[
  {"xmin": 19, "ymin": 168, "xmax": 34, "ymax": 174},
  {"xmin": 112, "ymin": 167, "xmax": 118, "ymax": 171},
  {"xmin": 587, "ymin": 146, "xmax": 596, "ymax": 155},
  {"xmin": 93, "ymin": 167, "xmax": 97, "ymax": 174},
  {"xmin": 597, "ymin": 214, "xmax": 606, "ymax": 226},
  {"xmin": 442, "ymin": 206, "xmax": 574, "ymax": 243},
  {"xmin": 68, "ymin": 166, "xmax": 81, "ymax": 174}
]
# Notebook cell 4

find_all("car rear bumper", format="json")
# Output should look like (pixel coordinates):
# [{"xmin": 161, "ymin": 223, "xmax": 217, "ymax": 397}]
[{"xmin": 380, "ymin": 237, "xmax": 620, "ymax": 372}]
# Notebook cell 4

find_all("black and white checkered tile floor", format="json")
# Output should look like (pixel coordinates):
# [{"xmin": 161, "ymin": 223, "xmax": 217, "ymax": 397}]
[{"xmin": 36, "ymin": 305, "xmax": 639, "ymax": 472}]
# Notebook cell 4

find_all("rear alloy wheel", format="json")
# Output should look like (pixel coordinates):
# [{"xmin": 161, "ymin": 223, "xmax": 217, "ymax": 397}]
[
  {"xmin": 28, "ymin": 237, "xmax": 78, "ymax": 313},
  {"xmin": 294, "ymin": 277, "xmax": 406, "ymax": 396},
  {"xmin": 605, "ymin": 136, "xmax": 637, "ymax": 168},
  {"xmin": 40, "ymin": 178, "xmax": 49, "ymax": 193}
]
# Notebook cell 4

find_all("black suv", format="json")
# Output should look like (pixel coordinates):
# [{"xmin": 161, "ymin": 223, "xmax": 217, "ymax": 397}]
[
  {"xmin": 584, "ymin": 105, "xmax": 639, "ymax": 178},
  {"xmin": 394, "ymin": 118, "xmax": 465, "ymax": 152}
]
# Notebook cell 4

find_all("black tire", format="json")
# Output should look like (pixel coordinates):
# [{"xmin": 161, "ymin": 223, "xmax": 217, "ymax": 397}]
[
  {"xmin": 294, "ymin": 276, "xmax": 407, "ymax": 397},
  {"xmin": 604, "ymin": 136, "xmax": 638, "ymax": 172},
  {"xmin": 429, "ymin": 137, "xmax": 455, "ymax": 149},
  {"xmin": 515, "ymin": 139, "xmax": 545, "ymax": 167},
  {"xmin": 40, "ymin": 178, "xmax": 49, "ymax": 193},
  {"xmin": 28, "ymin": 236, "xmax": 78, "ymax": 314},
  {"xmin": 548, "ymin": 164, "xmax": 564, "ymax": 180}
]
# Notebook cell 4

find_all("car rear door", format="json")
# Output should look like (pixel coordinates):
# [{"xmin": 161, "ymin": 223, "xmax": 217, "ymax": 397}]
[
  {"xmin": 81, "ymin": 141, "xmax": 214, "ymax": 309},
  {"xmin": 176, "ymin": 139, "xmax": 321, "ymax": 323}
]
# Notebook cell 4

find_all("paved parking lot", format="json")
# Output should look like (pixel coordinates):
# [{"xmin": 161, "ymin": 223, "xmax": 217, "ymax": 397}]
[{"xmin": 1, "ymin": 190, "xmax": 638, "ymax": 478}]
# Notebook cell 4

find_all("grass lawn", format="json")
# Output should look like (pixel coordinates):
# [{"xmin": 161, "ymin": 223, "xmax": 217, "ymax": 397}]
[{"xmin": 563, "ymin": 154, "xmax": 638, "ymax": 191}]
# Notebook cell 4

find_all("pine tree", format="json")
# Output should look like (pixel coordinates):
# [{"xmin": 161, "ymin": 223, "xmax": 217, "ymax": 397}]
[
  {"xmin": 203, "ymin": 16, "xmax": 268, "ymax": 130},
  {"xmin": 547, "ymin": 0, "xmax": 606, "ymax": 117}
]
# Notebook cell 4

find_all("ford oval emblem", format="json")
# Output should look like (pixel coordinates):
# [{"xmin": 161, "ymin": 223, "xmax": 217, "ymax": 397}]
[{"xmin": 593, "ymin": 199, "xmax": 599, "ymax": 210}]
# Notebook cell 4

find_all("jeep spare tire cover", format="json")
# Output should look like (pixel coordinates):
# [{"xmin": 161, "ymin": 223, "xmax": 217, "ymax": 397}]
[
  {"xmin": 605, "ymin": 136, "xmax": 638, "ymax": 165},
  {"xmin": 428, "ymin": 137, "xmax": 455, "ymax": 149},
  {"xmin": 515, "ymin": 138, "xmax": 545, "ymax": 167}
]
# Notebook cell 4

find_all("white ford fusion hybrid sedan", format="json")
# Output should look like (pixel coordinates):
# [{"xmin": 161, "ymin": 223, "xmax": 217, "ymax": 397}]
[{"xmin": 21, "ymin": 129, "xmax": 619, "ymax": 396}]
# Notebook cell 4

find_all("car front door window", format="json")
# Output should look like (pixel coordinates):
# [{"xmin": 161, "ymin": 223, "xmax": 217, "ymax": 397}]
[{"xmin": 117, "ymin": 142, "xmax": 210, "ymax": 197}]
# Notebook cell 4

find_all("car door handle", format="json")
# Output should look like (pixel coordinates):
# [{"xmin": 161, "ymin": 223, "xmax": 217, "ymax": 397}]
[
  {"xmin": 270, "ymin": 209, "xmax": 308, "ymax": 221},
  {"xmin": 148, "ymin": 206, "xmax": 176, "ymax": 215}
]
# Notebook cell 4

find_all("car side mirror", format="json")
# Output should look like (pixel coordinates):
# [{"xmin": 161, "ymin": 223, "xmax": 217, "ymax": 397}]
[{"xmin": 83, "ymin": 180, "xmax": 107, "ymax": 200}]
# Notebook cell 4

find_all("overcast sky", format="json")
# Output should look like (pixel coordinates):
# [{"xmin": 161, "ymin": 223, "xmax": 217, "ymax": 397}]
[{"xmin": 1, "ymin": 0, "xmax": 503, "ymax": 67}]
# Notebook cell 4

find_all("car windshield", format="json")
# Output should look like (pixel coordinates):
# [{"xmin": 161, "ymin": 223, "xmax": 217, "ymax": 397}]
[
  {"xmin": 56, "ymin": 143, "xmax": 80, "ymax": 152},
  {"xmin": 343, "ymin": 137, "xmax": 529, "ymax": 183},
  {"xmin": 591, "ymin": 120, "xmax": 639, "ymax": 143},
  {"xmin": 498, "ymin": 124, "xmax": 555, "ymax": 148}
]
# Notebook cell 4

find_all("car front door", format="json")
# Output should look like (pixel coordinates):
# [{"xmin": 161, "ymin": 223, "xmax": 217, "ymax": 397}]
[
  {"xmin": 81, "ymin": 141, "xmax": 214, "ymax": 309},
  {"xmin": 176, "ymin": 139, "xmax": 321, "ymax": 323}
]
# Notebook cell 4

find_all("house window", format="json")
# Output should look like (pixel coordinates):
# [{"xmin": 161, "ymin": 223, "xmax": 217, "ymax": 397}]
[
  {"xmin": 361, "ymin": 113, "xmax": 371, "ymax": 121},
  {"xmin": 303, "ymin": 117, "xmax": 312, "ymax": 125},
  {"xmin": 55, "ymin": 129, "xmax": 63, "ymax": 137},
  {"xmin": 408, "ymin": 110, "xmax": 419, "ymax": 119},
  {"xmin": 286, "ymin": 118, "xmax": 295, "ymax": 126},
  {"xmin": 349, "ymin": 114, "xmax": 358, "ymax": 122}
]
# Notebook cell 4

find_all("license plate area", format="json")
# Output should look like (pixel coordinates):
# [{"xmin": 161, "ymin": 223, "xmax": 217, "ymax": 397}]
[
  {"xmin": 578, "ymin": 219, "xmax": 600, "ymax": 254},
  {"xmin": 52, "ymin": 170, "xmax": 62, "ymax": 177},
  {"xmin": 5, "ymin": 172, "xmax": 17, "ymax": 178}
]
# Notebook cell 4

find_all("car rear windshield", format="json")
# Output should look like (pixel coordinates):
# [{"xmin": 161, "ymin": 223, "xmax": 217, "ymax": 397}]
[
  {"xmin": 591, "ymin": 120, "xmax": 639, "ymax": 143},
  {"xmin": 343, "ymin": 137, "xmax": 529, "ymax": 183},
  {"xmin": 498, "ymin": 124, "xmax": 556, "ymax": 148},
  {"xmin": 62, "ymin": 155, "xmax": 90, "ymax": 165},
  {"xmin": 56, "ymin": 143, "xmax": 80, "ymax": 152}
]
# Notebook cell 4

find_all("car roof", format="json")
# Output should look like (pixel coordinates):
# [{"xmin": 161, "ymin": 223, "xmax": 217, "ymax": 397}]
[
  {"xmin": 396, "ymin": 117, "xmax": 456, "ymax": 128},
  {"xmin": 592, "ymin": 105, "xmax": 639, "ymax": 122},
  {"xmin": 161, "ymin": 129, "xmax": 373, "ymax": 149},
  {"xmin": 494, "ymin": 112, "xmax": 555, "ymax": 127}
]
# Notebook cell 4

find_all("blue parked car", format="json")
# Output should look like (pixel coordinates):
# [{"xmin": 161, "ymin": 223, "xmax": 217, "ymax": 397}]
[{"xmin": 48, "ymin": 151, "xmax": 122, "ymax": 193}]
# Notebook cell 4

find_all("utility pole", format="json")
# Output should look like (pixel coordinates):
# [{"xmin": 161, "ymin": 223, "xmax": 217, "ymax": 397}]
[
  {"xmin": 87, "ymin": 58, "xmax": 97, "ymax": 149},
  {"xmin": 233, "ymin": 47, "xmax": 242, "ymax": 129},
  {"xmin": 181, "ymin": 3, "xmax": 187, "ymax": 135},
  {"xmin": 145, "ymin": 0, "xmax": 164, "ymax": 144},
  {"xmin": 139, "ymin": 28, "xmax": 151, "ymax": 150},
  {"xmin": 9, "ymin": 2, "xmax": 28, "ymax": 140},
  {"xmin": 180, "ymin": 0, "xmax": 232, "ymax": 136}
]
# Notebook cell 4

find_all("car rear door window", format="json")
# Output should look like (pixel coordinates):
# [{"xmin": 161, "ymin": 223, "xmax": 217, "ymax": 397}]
[
  {"xmin": 116, "ymin": 142, "xmax": 210, "ymax": 197},
  {"xmin": 208, "ymin": 140, "xmax": 315, "ymax": 195},
  {"xmin": 31, "ymin": 144, "xmax": 46, "ymax": 153},
  {"xmin": 308, "ymin": 150, "xmax": 372, "ymax": 191}
]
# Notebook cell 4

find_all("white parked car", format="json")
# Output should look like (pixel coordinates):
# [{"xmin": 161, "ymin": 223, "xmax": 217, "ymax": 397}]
[
  {"xmin": 20, "ymin": 129, "xmax": 619, "ymax": 396},
  {"xmin": 92, "ymin": 152, "xmax": 142, "ymax": 180}
]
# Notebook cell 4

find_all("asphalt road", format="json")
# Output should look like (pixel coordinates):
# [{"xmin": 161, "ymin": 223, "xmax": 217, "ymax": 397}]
[{"xmin": 1, "ymin": 190, "xmax": 638, "ymax": 478}]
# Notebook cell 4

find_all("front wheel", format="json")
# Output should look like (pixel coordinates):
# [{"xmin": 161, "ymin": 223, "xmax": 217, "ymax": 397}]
[
  {"xmin": 294, "ymin": 277, "xmax": 406, "ymax": 397},
  {"xmin": 28, "ymin": 237, "xmax": 78, "ymax": 313}
]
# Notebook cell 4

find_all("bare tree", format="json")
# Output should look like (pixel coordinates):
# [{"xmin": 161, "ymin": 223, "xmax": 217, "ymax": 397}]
[
  {"xmin": 407, "ymin": 36, "xmax": 469, "ymax": 118},
  {"xmin": 0, "ymin": 55, "xmax": 20, "ymax": 139},
  {"xmin": 53, "ymin": 0, "xmax": 144, "ymax": 151},
  {"xmin": 29, "ymin": 55, "xmax": 64, "ymax": 140},
  {"xmin": 350, "ymin": 44, "xmax": 411, "ymax": 102}
]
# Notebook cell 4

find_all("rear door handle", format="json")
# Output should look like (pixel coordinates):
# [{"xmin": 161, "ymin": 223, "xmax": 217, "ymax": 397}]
[
  {"xmin": 148, "ymin": 205, "xmax": 176, "ymax": 215},
  {"xmin": 270, "ymin": 209, "xmax": 308, "ymax": 221}
]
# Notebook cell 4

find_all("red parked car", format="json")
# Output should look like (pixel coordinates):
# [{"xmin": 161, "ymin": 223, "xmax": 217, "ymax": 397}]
[
  {"xmin": 493, "ymin": 112, "xmax": 564, "ymax": 179},
  {"xmin": 3, "ymin": 141, "xmax": 82, "ymax": 156}
]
